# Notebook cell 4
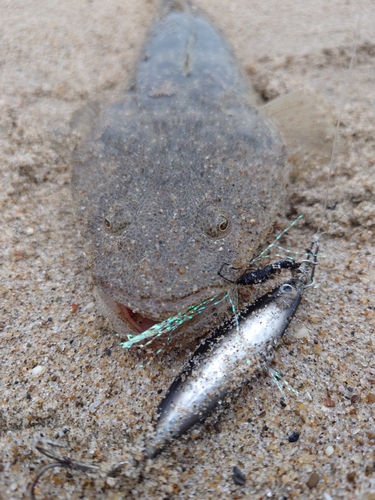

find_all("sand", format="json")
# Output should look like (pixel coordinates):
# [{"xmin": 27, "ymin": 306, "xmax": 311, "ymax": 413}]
[{"xmin": 1, "ymin": 0, "xmax": 375, "ymax": 498}]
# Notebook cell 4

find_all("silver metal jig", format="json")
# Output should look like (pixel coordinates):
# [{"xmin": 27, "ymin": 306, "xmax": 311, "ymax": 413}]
[{"xmin": 146, "ymin": 244, "xmax": 318, "ymax": 458}]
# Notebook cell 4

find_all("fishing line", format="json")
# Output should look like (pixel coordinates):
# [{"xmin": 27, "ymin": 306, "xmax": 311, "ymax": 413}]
[{"xmin": 315, "ymin": 2, "xmax": 362, "ymax": 238}]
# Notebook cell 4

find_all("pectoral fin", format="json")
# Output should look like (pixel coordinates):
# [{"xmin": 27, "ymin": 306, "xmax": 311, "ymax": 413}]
[{"xmin": 261, "ymin": 90, "xmax": 344, "ymax": 166}]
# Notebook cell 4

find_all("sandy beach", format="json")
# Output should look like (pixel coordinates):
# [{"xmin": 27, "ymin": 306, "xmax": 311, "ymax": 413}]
[{"xmin": 1, "ymin": 0, "xmax": 375, "ymax": 498}]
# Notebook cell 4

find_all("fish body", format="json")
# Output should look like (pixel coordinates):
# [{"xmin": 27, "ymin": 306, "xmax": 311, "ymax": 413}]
[
  {"xmin": 146, "ymin": 263, "xmax": 310, "ymax": 458},
  {"xmin": 72, "ymin": 0, "xmax": 288, "ymax": 344}
]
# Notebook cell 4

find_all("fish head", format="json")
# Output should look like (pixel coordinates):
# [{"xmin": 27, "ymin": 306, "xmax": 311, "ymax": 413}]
[{"xmin": 72, "ymin": 97, "xmax": 287, "ymax": 345}]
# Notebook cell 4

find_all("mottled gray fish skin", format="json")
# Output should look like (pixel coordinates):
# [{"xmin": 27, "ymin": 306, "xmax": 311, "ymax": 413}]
[{"xmin": 72, "ymin": 0, "xmax": 288, "ymax": 343}]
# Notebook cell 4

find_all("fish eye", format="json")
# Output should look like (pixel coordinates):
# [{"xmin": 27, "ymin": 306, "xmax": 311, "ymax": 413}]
[
  {"xmin": 197, "ymin": 205, "xmax": 231, "ymax": 239},
  {"xmin": 218, "ymin": 214, "xmax": 229, "ymax": 232},
  {"xmin": 103, "ymin": 216, "xmax": 130, "ymax": 234}
]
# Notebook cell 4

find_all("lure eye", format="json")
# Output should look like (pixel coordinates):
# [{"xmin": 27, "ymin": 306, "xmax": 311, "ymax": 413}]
[{"xmin": 197, "ymin": 205, "xmax": 231, "ymax": 239}]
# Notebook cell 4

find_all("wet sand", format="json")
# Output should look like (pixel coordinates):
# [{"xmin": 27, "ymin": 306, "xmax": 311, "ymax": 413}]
[{"xmin": 1, "ymin": 0, "xmax": 375, "ymax": 498}]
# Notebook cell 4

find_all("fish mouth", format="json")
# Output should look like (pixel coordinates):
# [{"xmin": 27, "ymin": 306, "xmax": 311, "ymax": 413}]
[
  {"xmin": 95, "ymin": 283, "xmax": 229, "ymax": 337},
  {"xmin": 114, "ymin": 302, "xmax": 157, "ymax": 333}
]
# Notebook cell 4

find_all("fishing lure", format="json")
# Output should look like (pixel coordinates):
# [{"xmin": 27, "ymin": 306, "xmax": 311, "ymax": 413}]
[{"xmin": 145, "ymin": 241, "xmax": 318, "ymax": 458}]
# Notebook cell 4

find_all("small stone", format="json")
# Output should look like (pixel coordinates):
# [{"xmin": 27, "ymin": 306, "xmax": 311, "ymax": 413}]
[
  {"xmin": 346, "ymin": 471, "xmax": 356, "ymax": 483},
  {"xmin": 307, "ymin": 472, "xmax": 320, "ymax": 489},
  {"xmin": 83, "ymin": 302, "xmax": 95, "ymax": 311},
  {"xmin": 324, "ymin": 397, "xmax": 335, "ymax": 408},
  {"xmin": 314, "ymin": 344, "xmax": 323, "ymax": 354},
  {"xmin": 71, "ymin": 303, "xmax": 79, "ymax": 313},
  {"xmin": 233, "ymin": 466, "xmax": 246, "ymax": 486},
  {"xmin": 325, "ymin": 445, "xmax": 334, "ymax": 456},
  {"xmin": 365, "ymin": 393, "xmax": 375, "ymax": 403},
  {"xmin": 338, "ymin": 385, "xmax": 345, "ymax": 394},
  {"xmin": 294, "ymin": 327, "xmax": 309, "ymax": 339},
  {"xmin": 106, "ymin": 348, "xmax": 111, "ymax": 356},
  {"xmin": 352, "ymin": 453, "xmax": 361, "ymax": 464},
  {"xmin": 213, "ymin": 422, "xmax": 222, "ymax": 434},
  {"xmin": 106, "ymin": 477, "xmax": 116, "ymax": 487},
  {"xmin": 288, "ymin": 432, "xmax": 300, "ymax": 443},
  {"xmin": 281, "ymin": 473, "xmax": 292, "ymax": 485},
  {"xmin": 351, "ymin": 394, "xmax": 360, "ymax": 403},
  {"xmin": 190, "ymin": 429, "xmax": 199, "ymax": 440},
  {"xmin": 89, "ymin": 400, "xmax": 101, "ymax": 411},
  {"xmin": 29, "ymin": 365, "xmax": 45, "ymax": 378}
]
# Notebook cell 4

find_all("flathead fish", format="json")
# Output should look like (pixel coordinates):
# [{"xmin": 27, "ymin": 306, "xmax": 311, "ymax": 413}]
[{"xmin": 72, "ymin": 0, "xmax": 333, "ymax": 347}]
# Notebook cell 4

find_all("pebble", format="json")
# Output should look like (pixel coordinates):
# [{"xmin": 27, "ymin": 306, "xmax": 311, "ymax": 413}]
[
  {"xmin": 83, "ymin": 302, "xmax": 95, "ymax": 311},
  {"xmin": 106, "ymin": 477, "xmax": 117, "ymax": 487},
  {"xmin": 307, "ymin": 472, "xmax": 320, "ymax": 489},
  {"xmin": 352, "ymin": 453, "xmax": 362, "ymax": 464},
  {"xmin": 324, "ymin": 397, "xmax": 335, "ymax": 408},
  {"xmin": 294, "ymin": 327, "xmax": 309, "ymax": 339},
  {"xmin": 29, "ymin": 365, "xmax": 45, "ymax": 378},
  {"xmin": 288, "ymin": 432, "xmax": 300, "ymax": 443},
  {"xmin": 325, "ymin": 445, "xmax": 334, "ymax": 456},
  {"xmin": 232, "ymin": 466, "xmax": 246, "ymax": 486},
  {"xmin": 190, "ymin": 429, "xmax": 200, "ymax": 440},
  {"xmin": 89, "ymin": 400, "xmax": 101, "ymax": 411},
  {"xmin": 26, "ymin": 227, "xmax": 34, "ymax": 235},
  {"xmin": 346, "ymin": 471, "xmax": 356, "ymax": 483},
  {"xmin": 351, "ymin": 394, "xmax": 360, "ymax": 403}
]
